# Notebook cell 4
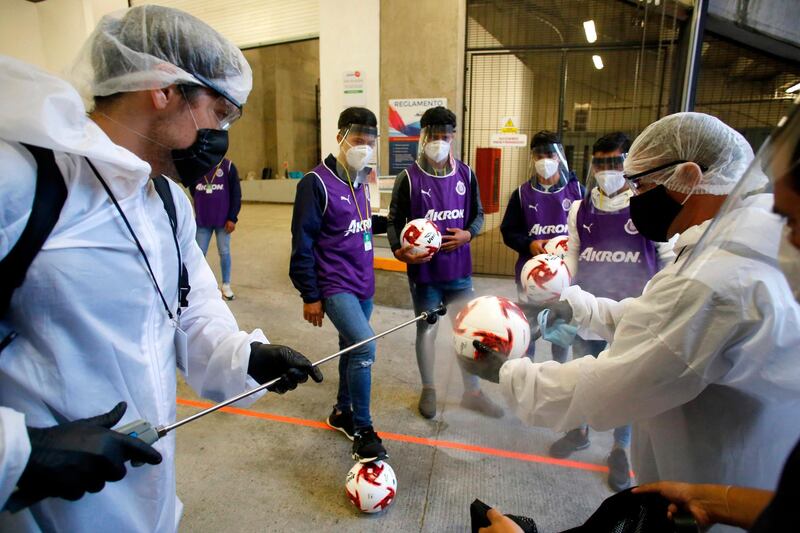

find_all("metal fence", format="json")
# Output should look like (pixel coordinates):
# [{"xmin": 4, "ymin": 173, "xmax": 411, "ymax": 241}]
[{"xmin": 463, "ymin": 0, "xmax": 800, "ymax": 277}]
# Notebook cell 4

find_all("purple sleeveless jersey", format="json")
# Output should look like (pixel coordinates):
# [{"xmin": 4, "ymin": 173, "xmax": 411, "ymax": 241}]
[
  {"xmin": 575, "ymin": 200, "xmax": 659, "ymax": 300},
  {"xmin": 407, "ymin": 160, "xmax": 473, "ymax": 284},
  {"xmin": 311, "ymin": 163, "xmax": 375, "ymax": 300},
  {"xmin": 514, "ymin": 178, "xmax": 583, "ymax": 281},
  {"xmin": 193, "ymin": 159, "xmax": 232, "ymax": 228}
]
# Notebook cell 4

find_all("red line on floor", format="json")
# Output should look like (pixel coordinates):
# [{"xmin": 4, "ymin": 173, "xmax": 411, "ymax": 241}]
[{"xmin": 176, "ymin": 398, "xmax": 610, "ymax": 474}]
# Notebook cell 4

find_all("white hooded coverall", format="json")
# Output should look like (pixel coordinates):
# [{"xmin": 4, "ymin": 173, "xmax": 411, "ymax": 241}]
[
  {"xmin": 0, "ymin": 56, "xmax": 267, "ymax": 531},
  {"xmin": 501, "ymin": 194, "xmax": 800, "ymax": 524}
]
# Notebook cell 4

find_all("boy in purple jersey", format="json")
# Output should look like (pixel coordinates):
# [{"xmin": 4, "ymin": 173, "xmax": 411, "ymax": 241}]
[
  {"xmin": 290, "ymin": 107, "xmax": 389, "ymax": 462},
  {"xmin": 550, "ymin": 132, "xmax": 675, "ymax": 490},
  {"xmin": 193, "ymin": 157, "xmax": 241, "ymax": 300},
  {"xmin": 500, "ymin": 131, "xmax": 584, "ymax": 361},
  {"xmin": 388, "ymin": 106, "xmax": 502, "ymax": 420}
]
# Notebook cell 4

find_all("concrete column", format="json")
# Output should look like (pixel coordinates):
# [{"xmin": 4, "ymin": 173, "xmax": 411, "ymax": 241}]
[
  {"xmin": 379, "ymin": 0, "xmax": 467, "ymax": 174},
  {"xmin": 319, "ymin": 0, "xmax": 380, "ymax": 160}
]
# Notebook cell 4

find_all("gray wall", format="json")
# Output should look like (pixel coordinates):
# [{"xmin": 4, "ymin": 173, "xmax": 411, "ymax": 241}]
[
  {"xmin": 379, "ymin": 0, "xmax": 467, "ymax": 176},
  {"xmin": 228, "ymin": 39, "xmax": 320, "ymax": 182}
]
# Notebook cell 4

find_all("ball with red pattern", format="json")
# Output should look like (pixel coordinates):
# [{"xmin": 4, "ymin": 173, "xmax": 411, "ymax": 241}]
[
  {"xmin": 400, "ymin": 218, "xmax": 441, "ymax": 256},
  {"xmin": 452, "ymin": 295, "xmax": 530, "ymax": 361},
  {"xmin": 521, "ymin": 253, "xmax": 571, "ymax": 304},
  {"xmin": 544, "ymin": 235, "xmax": 569, "ymax": 260},
  {"xmin": 345, "ymin": 461, "xmax": 397, "ymax": 514}
]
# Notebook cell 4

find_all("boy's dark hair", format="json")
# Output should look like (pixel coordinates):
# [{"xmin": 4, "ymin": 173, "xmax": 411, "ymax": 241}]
[
  {"xmin": 592, "ymin": 132, "xmax": 631, "ymax": 155},
  {"xmin": 420, "ymin": 106, "xmax": 457, "ymax": 129},
  {"xmin": 530, "ymin": 130, "xmax": 560, "ymax": 150},
  {"xmin": 338, "ymin": 107, "xmax": 377, "ymax": 129}
]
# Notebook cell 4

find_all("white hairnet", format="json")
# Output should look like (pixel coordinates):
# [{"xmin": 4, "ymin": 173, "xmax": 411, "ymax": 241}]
[
  {"xmin": 624, "ymin": 112, "xmax": 755, "ymax": 195},
  {"xmin": 69, "ymin": 5, "xmax": 252, "ymax": 110}
]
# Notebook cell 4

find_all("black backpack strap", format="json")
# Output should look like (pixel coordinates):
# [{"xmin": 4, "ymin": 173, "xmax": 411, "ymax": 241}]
[
  {"xmin": 0, "ymin": 144, "xmax": 67, "ymax": 317},
  {"xmin": 152, "ymin": 176, "xmax": 190, "ymax": 309}
]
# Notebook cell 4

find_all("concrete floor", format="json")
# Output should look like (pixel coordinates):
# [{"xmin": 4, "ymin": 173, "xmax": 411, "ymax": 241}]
[{"xmin": 175, "ymin": 203, "xmax": 617, "ymax": 532}]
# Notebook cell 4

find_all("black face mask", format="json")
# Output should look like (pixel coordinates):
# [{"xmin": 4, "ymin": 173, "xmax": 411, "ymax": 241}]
[
  {"xmin": 629, "ymin": 185, "xmax": 683, "ymax": 242},
  {"xmin": 171, "ymin": 128, "xmax": 229, "ymax": 188}
]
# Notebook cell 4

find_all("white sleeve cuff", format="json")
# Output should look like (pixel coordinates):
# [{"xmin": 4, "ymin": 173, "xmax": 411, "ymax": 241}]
[{"xmin": 0, "ymin": 407, "xmax": 31, "ymax": 505}]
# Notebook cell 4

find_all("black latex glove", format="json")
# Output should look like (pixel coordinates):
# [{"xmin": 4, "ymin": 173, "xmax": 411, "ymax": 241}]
[
  {"xmin": 516, "ymin": 300, "xmax": 545, "ymax": 319},
  {"xmin": 541, "ymin": 299, "xmax": 574, "ymax": 328},
  {"xmin": 16, "ymin": 402, "xmax": 162, "ymax": 503},
  {"xmin": 456, "ymin": 341, "xmax": 507, "ymax": 384},
  {"xmin": 248, "ymin": 342, "xmax": 323, "ymax": 393}
]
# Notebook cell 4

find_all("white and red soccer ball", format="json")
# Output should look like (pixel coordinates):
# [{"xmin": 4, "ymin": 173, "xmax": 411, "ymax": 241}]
[
  {"xmin": 521, "ymin": 253, "xmax": 571, "ymax": 304},
  {"xmin": 401, "ymin": 218, "xmax": 441, "ymax": 255},
  {"xmin": 452, "ymin": 296, "xmax": 530, "ymax": 361},
  {"xmin": 544, "ymin": 235, "xmax": 568, "ymax": 260},
  {"xmin": 345, "ymin": 461, "xmax": 397, "ymax": 514}
]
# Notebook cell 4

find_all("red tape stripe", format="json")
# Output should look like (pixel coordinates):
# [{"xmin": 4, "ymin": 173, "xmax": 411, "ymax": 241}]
[{"xmin": 176, "ymin": 397, "xmax": 611, "ymax": 474}]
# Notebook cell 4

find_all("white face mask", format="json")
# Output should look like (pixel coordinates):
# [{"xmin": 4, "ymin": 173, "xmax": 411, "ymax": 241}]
[
  {"xmin": 778, "ymin": 224, "xmax": 800, "ymax": 302},
  {"xmin": 595, "ymin": 170, "xmax": 626, "ymax": 195},
  {"xmin": 590, "ymin": 187, "xmax": 631, "ymax": 212},
  {"xmin": 535, "ymin": 158, "xmax": 560, "ymax": 179},
  {"xmin": 345, "ymin": 144, "xmax": 373, "ymax": 172},
  {"xmin": 424, "ymin": 140, "xmax": 451, "ymax": 163}
]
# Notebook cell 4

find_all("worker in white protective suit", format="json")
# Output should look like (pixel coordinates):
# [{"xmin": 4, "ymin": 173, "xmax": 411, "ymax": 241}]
[
  {"xmin": 462, "ymin": 112, "xmax": 800, "ymax": 532},
  {"xmin": 0, "ymin": 6, "xmax": 322, "ymax": 531}
]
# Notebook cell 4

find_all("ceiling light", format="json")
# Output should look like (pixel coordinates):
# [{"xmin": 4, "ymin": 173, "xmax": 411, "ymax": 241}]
[
  {"xmin": 787, "ymin": 82, "xmax": 800, "ymax": 94},
  {"xmin": 592, "ymin": 55, "xmax": 604, "ymax": 70},
  {"xmin": 583, "ymin": 20, "xmax": 597, "ymax": 43}
]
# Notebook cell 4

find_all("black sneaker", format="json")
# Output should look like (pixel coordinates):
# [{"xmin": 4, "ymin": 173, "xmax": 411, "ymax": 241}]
[
  {"xmin": 326, "ymin": 407, "xmax": 355, "ymax": 441},
  {"xmin": 607, "ymin": 448, "xmax": 632, "ymax": 492},
  {"xmin": 548, "ymin": 428, "xmax": 590, "ymax": 458},
  {"xmin": 352, "ymin": 427, "xmax": 388, "ymax": 463}
]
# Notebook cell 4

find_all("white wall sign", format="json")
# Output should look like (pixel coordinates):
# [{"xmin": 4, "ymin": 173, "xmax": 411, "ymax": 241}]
[
  {"xmin": 489, "ymin": 133, "xmax": 528, "ymax": 148},
  {"xmin": 343, "ymin": 70, "xmax": 366, "ymax": 106}
]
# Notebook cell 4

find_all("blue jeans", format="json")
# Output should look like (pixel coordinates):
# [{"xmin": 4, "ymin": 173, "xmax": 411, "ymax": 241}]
[
  {"xmin": 572, "ymin": 336, "xmax": 631, "ymax": 448},
  {"xmin": 409, "ymin": 276, "xmax": 481, "ymax": 393},
  {"xmin": 324, "ymin": 292, "xmax": 375, "ymax": 430},
  {"xmin": 196, "ymin": 226, "xmax": 232, "ymax": 284}
]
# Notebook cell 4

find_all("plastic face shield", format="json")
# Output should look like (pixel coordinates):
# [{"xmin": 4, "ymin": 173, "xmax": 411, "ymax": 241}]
[
  {"xmin": 677, "ymin": 97, "xmax": 800, "ymax": 274},
  {"xmin": 584, "ymin": 154, "xmax": 635, "ymax": 213},
  {"xmin": 417, "ymin": 124, "xmax": 455, "ymax": 167},
  {"xmin": 338, "ymin": 123, "xmax": 380, "ymax": 176},
  {"xmin": 339, "ymin": 124, "xmax": 378, "ymax": 148},
  {"xmin": 528, "ymin": 142, "xmax": 570, "ymax": 184}
]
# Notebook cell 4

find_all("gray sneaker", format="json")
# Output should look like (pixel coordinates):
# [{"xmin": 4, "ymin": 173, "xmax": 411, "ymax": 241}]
[
  {"xmin": 549, "ymin": 428, "xmax": 590, "ymax": 459},
  {"xmin": 460, "ymin": 391, "xmax": 504, "ymax": 418},
  {"xmin": 418, "ymin": 387, "xmax": 436, "ymax": 419},
  {"xmin": 607, "ymin": 448, "xmax": 632, "ymax": 492}
]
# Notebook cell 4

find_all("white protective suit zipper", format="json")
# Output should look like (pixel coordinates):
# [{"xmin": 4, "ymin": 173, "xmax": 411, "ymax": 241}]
[{"xmin": 137, "ymin": 184, "xmax": 171, "ymax": 426}]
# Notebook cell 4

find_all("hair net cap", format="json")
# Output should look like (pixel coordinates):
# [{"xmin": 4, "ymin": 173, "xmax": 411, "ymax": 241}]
[
  {"xmin": 69, "ymin": 5, "xmax": 252, "ymax": 109},
  {"xmin": 624, "ymin": 112, "xmax": 755, "ymax": 195}
]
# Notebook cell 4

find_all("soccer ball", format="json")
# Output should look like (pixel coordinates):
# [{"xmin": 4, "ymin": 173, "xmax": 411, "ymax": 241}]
[
  {"xmin": 452, "ymin": 296, "xmax": 530, "ymax": 361},
  {"xmin": 345, "ymin": 461, "xmax": 397, "ymax": 514},
  {"xmin": 521, "ymin": 254, "xmax": 571, "ymax": 304},
  {"xmin": 401, "ymin": 218, "xmax": 441, "ymax": 255},
  {"xmin": 544, "ymin": 235, "xmax": 569, "ymax": 260}
]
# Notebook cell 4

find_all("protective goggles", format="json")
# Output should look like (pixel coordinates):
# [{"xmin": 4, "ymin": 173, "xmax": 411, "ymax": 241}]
[
  {"xmin": 624, "ymin": 160, "xmax": 708, "ymax": 184},
  {"xmin": 191, "ymin": 74, "xmax": 244, "ymax": 131}
]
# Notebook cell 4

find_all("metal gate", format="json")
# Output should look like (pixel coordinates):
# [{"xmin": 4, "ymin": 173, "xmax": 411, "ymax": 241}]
[{"xmin": 463, "ymin": 0, "xmax": 683, "ymax": 276}]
